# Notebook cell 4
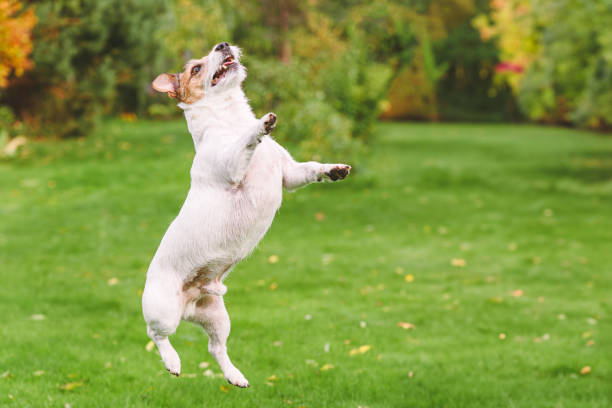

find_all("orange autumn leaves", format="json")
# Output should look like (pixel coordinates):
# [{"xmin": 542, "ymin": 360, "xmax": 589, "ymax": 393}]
[{"xmin": 0, "ymin": 0, "xmax": 36, "ymax": 87}]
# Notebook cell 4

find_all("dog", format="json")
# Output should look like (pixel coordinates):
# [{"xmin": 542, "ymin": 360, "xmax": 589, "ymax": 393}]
[{"xmin": 142, "ymin": 42, "xmax": 351, "ymax": 388}]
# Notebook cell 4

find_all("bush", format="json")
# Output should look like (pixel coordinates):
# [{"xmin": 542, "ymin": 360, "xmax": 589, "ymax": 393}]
[
  {"xmin": 243, "ymin": 57, "xmax": 360, "ymax": 162},
  {"xmin": 1, "ymin": 0, "xmax": 170, "ymax": 138}
]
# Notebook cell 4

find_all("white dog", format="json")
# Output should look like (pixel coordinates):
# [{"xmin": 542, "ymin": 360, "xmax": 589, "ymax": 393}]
[{"xmin": 143, "ymin": 42, "xmax": 350, "ymax": 388}]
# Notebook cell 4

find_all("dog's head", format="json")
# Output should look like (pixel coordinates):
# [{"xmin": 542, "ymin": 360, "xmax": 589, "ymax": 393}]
[{"xmin": 152, "ymin": 42, "xmax": 246, "ymax": 105}]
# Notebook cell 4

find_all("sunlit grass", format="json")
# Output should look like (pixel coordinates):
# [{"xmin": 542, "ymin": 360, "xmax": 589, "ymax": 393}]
[{"xmin": 0, "ymin": 120, "xmax": 610, "ymax": 407}]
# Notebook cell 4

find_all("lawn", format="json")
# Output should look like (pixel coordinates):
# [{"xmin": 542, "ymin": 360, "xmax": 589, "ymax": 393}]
[{"xmin": 1, "ymin": 120, "xmax": 611, "ymax": 407}]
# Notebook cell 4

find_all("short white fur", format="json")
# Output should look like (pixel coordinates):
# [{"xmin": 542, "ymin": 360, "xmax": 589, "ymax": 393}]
[{"xmin": 142, "ymin": 43, "xmax": 350, "ymax": 388}]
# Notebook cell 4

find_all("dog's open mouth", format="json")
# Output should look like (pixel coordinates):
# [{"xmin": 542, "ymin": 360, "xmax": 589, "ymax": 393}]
[{"xmin": 212, "ymin": 55, "xmax": 235, "ymax": 86}]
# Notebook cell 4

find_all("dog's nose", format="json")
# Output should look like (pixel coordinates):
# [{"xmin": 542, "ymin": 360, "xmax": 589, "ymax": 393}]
[{"xmin": 215, "ymin": 42, "xmax": 229, "ymax": 51}]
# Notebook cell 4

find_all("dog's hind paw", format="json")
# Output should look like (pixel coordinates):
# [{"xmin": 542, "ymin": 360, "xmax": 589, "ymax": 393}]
[
  {"xmin": 226, "ymin": 369, "xmax": 250, "ymax": 388},
  {"xmin": 162, "ymin": 349, "xmax": 181, "ymax": 377}
]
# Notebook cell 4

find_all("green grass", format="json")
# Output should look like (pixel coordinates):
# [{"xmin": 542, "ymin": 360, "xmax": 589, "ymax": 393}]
[{"xmin": 1, "ymin": 120, "xmax": 611, "ymax": 407}]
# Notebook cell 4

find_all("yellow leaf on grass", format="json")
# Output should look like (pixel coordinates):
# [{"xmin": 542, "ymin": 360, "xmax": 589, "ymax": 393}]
[
  {"xmin": 580, "ymin": 366, "xmax": 591, "ymax": 375},
  {"xmin": 320, "ymin": 364, "xmax": 335, "ymax": 371},
  {"xmin": 511, "ymin": 289, "xmax": 523, "ymax": 297},
  {"xmin": 60, "ymin": 382, "xmax": 83, "ymax": 391},
  {"xmin": 269, "ymin": 282, "xmax": 278, "ymax": 291},
  {"xmin": 397, "ymin": 322, "xmax": 416, "ymax": 330},
  {"xmin": 349, "ymin": 345, "xmax": 371, "ymax": 356},
  {"xmin": 451, "ymin": 258, "xmax": 466, "ymax": 267},
  {"xmin": 33, "ymin": 370, "xmax": 45, "ymax": 376},
  {"xmin": 107, "ymin": 277, "xmax": 119, "ymax": 286},
  {"xmin": 405, "ymin": 274, "xmax": 414, "ymax": 283},
  {"xmin": 219, "ymin": 384, "xmax": 231, "ymax": 392},
  {"xmin": 268, "ymin": 255, "xmax": 279, "ymax": 264},
  {"xmin": 145, "ymin": 340, "xmax": 155, "ymax": 352},
  {"xmin": 267, "ymin": 374, "xmax": 279, "ymax": 381},
  {"xmin": 315, "ymin": 212, "xmax": 325, "ymax": 221}
]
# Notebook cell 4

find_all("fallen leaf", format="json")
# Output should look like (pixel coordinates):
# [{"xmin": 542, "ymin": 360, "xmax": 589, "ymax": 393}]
[
  {"xmin": 315, "ymin": 212, "xmax": 325, "ymax": 221},
  {"xmin": 451, "ymin": 258, "xmax": 466, "ymax": 267},
  {"xmin": 60, "ymin": 382, "xmax": 83, "ymax": 391},
  {"xmin": 320, "ymin": 364, "xmax": 334, "ymax": 371},
  {"xmin": 198, "ymin": 361, "xmax": 210, "ymax": 369},
  {"xmin": 580, "ymin": 366, "xmax": 591, "ymax": 375},
  {"xmin": 511, "ymin": 289, "xmax": 523, "ymax": 297},
  {"xmin": 269, "ymin": 282, "xmax": 278, "ymax": 291},
  {"xmin": 219, "ymin": 384, "xmax": 231, "ymax": 392},
  {"xmin": 30, "ymin": 314, "xmax": 45, "ymax": 320},
  {"xmin": 405, "ymin": 274, "xmax": 414, "ymax": 283},
  {"xmin": 267, "ymin": 374, "xmax": 279, "ymax": 381},
  {"xmin": 33, "ymin": 370, "xmax": 45, "ymax": 376},
  {"xmin": 397, "ymin": 322, "xmax": 416, "ymax": 330},
  {"xmin": 107, "ymin": 277, "xmax": 118, "ymax": 286},
  {"xmin": 349, "ymin": 345, "xmax": 371, "ymax": 356},
  {"xmin": 268, "ymin": 255, "xmax": 279, "ymax": 264},
  {"xmin": 273, "ymin": 341, "xmax": 283, "ymax": 347},
  {"xmin": 499, "ymin": 333, "xmax": 506, "ymax": 340},
  {"xmin": 586, "ymin": 340, "xmax": 595, "ymax": 347},
  {"xmin": 203, "ymin": 369, "xmax": 215, "ymax": 377},
  {"xmin": 145, "ymin": 340, "xmax": 155, "ymax": 352},
  {"xmin": 359, "ymin": 321, "xmax": 367, "ymax": 328},
  {"xmin": 322, "ymin": 254, "xmax": 334, "ymax": 265}
]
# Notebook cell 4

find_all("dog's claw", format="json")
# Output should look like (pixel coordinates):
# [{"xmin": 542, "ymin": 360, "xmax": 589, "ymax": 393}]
[{"xmin": 167, "ymin": 368, "xmax": 180, "ymax": 377}]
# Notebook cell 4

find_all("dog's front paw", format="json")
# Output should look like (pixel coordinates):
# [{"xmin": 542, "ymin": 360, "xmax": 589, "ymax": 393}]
[
  {"xmin": 325, "ymin": 164, "xmax": 351, "ymax": 181},
  {"xmin": 261, "ymin": 112, "xmax": 277, "ymax": 135}
]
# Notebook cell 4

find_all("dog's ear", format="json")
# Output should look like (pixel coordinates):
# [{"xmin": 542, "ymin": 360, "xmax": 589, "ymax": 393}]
[{"xmin": 152, "ymin": 73, "xmax": 179, "ymax": 99}]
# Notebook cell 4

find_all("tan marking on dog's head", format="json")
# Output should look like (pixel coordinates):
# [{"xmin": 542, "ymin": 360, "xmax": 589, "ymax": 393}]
[{"xmin": 152, "ymin": 56, "xmax": 209, "ymax": 104}]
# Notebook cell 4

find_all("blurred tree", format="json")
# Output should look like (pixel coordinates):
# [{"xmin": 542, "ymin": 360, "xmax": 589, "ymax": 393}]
[
  {"xmin": 1, "ymin": 0, "xmax": 170, "ymax": 138},
  {"xmin": 0, "ymin": 0, "xmax": 36, "ymax": 88},
  {"xmin": 475, "ymin": 0, "xmax": 612, "ymax": 128},
  {"xmin": 435, "ymin": 0, "xmax": 519, "ymax": 121}
]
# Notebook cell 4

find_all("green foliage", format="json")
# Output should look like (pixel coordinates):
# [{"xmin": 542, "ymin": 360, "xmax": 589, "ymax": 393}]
[
  {"xmin": 477, "ymin": 0, "xmax": 612, "ymax": 128},
  {"xmin": 243, "ymin": 57, "xmax": 359, "ymax": 162},
  {"xmin": 0, "ymin": 0, "xmax": 170, "ymax": 138},
  {"xmin": 434, "ymin": 15, "xmax": 519, "ymax": 121}
]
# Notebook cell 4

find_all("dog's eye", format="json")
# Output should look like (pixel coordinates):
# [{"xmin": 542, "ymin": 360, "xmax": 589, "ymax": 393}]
[{"xmin": 191, "ymin": 65, "xmax": 201, "ymax": 76}]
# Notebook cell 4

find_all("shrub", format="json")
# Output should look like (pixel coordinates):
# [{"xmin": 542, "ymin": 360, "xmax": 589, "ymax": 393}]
[{"xmin": 1, "ymin": 0, "xmax": 170, "ymax": 138}]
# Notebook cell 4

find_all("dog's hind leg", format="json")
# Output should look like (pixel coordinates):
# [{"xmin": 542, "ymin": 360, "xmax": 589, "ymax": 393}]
[
  {"xmin": 142, "ymin": 277, "xmax": 183, "ymax": 376},
  {"xmin": 188, "ymin": 295, "xmax": 249, "ymax": 388}
]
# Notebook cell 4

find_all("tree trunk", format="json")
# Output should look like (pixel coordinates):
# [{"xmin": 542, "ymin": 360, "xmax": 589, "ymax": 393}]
[{"xmin": 279, "ymin": 0, "xmax": 291, "ymax": 64}]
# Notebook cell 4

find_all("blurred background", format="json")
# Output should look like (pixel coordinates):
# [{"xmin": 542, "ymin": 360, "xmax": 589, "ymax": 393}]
[
  {"xmin": 1, "ymin": 0, "xmax": 610, "ymax": 161},
  {"xmin": 1, "ymin": 2, "xmax": 611, "ymax": 405}
]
